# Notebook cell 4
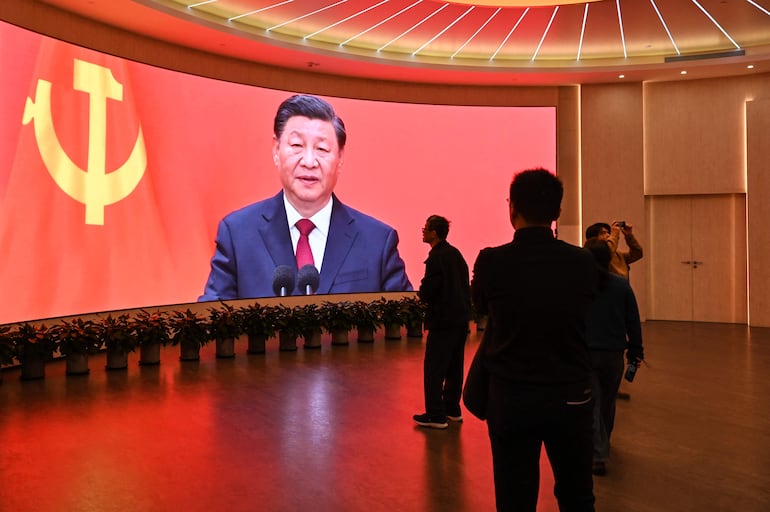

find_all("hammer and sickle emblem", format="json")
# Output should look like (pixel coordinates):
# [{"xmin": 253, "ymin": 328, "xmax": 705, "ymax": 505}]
[{"xmin": 22, "ymin": 59, "xmax": 146, "ymax": 225}]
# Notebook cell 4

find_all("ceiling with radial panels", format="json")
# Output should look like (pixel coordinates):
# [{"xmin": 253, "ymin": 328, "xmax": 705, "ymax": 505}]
[{"xmin": 36, "ymin": 0, "xmax": 770, "ymax": 84}]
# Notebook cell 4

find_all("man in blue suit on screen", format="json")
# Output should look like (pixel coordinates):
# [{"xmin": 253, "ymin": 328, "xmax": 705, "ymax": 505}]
[{"xmin": 199, "ymin": 94, "xmax": 412, "ymax": 300}]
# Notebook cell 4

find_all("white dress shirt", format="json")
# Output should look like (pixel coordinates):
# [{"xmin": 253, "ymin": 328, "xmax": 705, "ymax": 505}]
[{"xmin": 283, "ymin": 195, "xmax": 332, "ymax": 272}]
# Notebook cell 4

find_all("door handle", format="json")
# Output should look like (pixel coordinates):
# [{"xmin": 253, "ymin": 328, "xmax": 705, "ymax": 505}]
[{"xmin": 680, "ymin": 260, "xmax": 703, "ymax": 268}]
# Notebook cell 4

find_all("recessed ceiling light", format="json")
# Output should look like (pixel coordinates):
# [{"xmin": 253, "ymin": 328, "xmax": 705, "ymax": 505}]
[
  {"xmin": 680, "ymin": 70, "xmax": 688, "ymax": 75},
  {"xmin": 619, "ymin": 74, "xmax": 625, "ymax": 79},
  {"xmin": 747, "ymin": 64, "xmax": 755, "ymax": 69}
]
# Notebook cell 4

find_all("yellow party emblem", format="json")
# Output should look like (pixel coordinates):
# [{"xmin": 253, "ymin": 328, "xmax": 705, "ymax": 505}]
[{"xmin": 23, "ymin": 59, "xmax": 146, "ymax": 225}]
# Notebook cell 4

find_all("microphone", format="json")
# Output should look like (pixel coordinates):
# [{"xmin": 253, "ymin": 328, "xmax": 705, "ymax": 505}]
[
  {"xmin": 297, "ymin": 264, "xmax": 320, "ymax": 295},
  {"xmin": 272, "ymin": 265, "xmax": 296, "ymax": 297}
]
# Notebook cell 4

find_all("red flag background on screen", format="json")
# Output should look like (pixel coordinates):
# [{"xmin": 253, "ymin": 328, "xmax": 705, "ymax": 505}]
[
  {"xmin": 0, "ymin": 36, "xmax": 178, "ymax": 323},
  {"xmin": 1, "ymin": 22, "xmax": 283, "ymax": 325},
  {"xmin": 0, "ymin": 22, "xmax": 285, "ymax": 325},
  {"xmin": 0, "ymin": 21, "xmax": 557, "ymax": 325}
]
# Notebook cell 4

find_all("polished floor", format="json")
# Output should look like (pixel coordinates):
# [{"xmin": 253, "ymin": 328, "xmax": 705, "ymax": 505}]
[{"xmin": 1, "ymin": 321, "xmax": 769, "ymax": 512}]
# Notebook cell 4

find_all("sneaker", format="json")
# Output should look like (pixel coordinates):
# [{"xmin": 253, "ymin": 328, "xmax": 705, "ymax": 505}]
[
  {"xmin": 446, "ymin": 406, "xmax": 463, "ymax": 422},
  {"xmin": 413, "ymin": 413, "xmax": 449, "ymax": 429}
]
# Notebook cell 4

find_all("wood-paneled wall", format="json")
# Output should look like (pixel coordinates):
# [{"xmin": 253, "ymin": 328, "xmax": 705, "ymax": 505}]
[
  {"xmin": 580, "ymin": 83, "xmax": 647, "ymax": 317},
  {"xmin": 555, "ymin": 86, "xmax": 582, "ymax": 247},
  {"xmin": 747, "ymin": 99, "xmax": 770, "ymax": 326},
  {"xmin": 644, "ymin": 76, "xmax": 769, "ymax": 195},
  {"xmin": 643, "ymin": 74, "xmax": 770, "ymax": 326}
]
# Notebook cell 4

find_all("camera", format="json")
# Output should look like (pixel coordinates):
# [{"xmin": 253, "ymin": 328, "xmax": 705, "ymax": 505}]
[
  {"xmin": 615, "ymin": 221, "xmax": 626, "ymax": 229},
  {"xmin": 624, "ymin": 361, "xmax": 638, "ymax": 382}
]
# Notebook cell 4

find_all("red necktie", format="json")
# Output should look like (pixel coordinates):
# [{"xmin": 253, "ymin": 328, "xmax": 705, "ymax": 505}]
[{"xmin": 295, "ymin": 219, "xmax": 315, "ymax": 269}]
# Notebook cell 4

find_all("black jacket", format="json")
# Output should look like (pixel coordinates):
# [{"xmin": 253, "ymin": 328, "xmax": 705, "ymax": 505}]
[
  {"xmin": 418, "ymin": 239, "xmax": 471, "ymax": 330},
  {"xmin": 472, "ymin": 227, "xmax": 597, "ymax": 385}
]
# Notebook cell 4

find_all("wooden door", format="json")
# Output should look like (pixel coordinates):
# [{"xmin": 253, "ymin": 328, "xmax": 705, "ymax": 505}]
[{"xmin": 647, "ymin": 194, "xmax": 747, "ymax": 323}]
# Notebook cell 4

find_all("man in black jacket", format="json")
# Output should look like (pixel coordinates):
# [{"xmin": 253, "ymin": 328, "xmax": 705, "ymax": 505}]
[
  {"xmin": 472, "ymin": 169, "xmax": 597, "ymax": 511},
  {"xmin": 413, "ymin": 215, "xmax": 471, "ymax": 429}
]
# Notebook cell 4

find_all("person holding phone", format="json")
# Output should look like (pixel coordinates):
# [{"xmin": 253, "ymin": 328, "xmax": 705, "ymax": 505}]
[
  {"xmin": 583, "ymin": 238, "xmax": 645, "ymax": 476},
  {"xmin": 584, "ymin": 221, "xmax": 643, "ymax": 280}
]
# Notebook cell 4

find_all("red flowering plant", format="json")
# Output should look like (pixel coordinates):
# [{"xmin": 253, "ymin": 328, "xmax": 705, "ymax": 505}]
[
  {"xmin": 130, "ymin": 310, "xmax": 171, "ymax": 347},
  {"xmin": 237, "ymin": 303, "xmax": 277, "ymax": 340},
  {"xmin": 400, "ymin": 296, "xmax": 427, "ymax": 328},
  {"xmin": 52, "ymin": 318, "xmax": 103, "ymax": 357},
  {"xmin": 272, "ymin": 305, "xmax": 306, "ymax": 339},
  {"xmin": 295, "ymin": 303, "xmax": 323, "ymax": 342},
  {"xmin": 97, "ymin": 313, "xmax": 138, "ymax": 355},
  {"xmin": 208, "ymin": 303, "xmax": 242, "ymax": 342},
  {"xmin": 51, "ymin": 317, "xmax": 103, "ymax": 356},
  {"xmin": 374, "ymin": 297, "xmax": 409, "ymax": 328},
  {"xmin": 318, "ymin": 301, "xmax": 357, "ymax": 334},
  {"xmin": 168, "ymin": 309, "xmax": 210, "ymax": 349},
  {"xmin": 351, "ymin": 301, "xmax": 382, "ymax": 332},
  {"xmin": 11, "ymin": 322, "xmax": 58, "ymax": 362},
  {"xmin": 0, "ymin": 324, "xmax": 15, "ymax": 366}
]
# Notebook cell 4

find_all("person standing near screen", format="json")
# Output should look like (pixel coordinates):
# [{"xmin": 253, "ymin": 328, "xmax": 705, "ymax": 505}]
[
  {"xmin": 471, "ymin": 169, "xmax": 597, "ymax": 511},
  {"xmin": 199, "ymin": 94, "xmax": 412, "ymax": 300},
  {"xmin": 413, "ymin": 215, "xmax": 471, "ymax": 429}
]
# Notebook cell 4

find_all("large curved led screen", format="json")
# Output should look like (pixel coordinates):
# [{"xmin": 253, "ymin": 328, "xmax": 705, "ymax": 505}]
[{"xmin": 0, "ymin": 20, "xmax": 555, "ymax": 325}]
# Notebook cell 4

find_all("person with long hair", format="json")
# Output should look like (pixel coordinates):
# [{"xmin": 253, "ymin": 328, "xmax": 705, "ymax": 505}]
[{"xmin": 583, "ymin": 238, "xmax": 645, "ymax": 476}]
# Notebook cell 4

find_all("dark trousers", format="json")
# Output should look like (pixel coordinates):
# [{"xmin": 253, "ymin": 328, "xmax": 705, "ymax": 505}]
[
  {"xmin": 423, "ymin": 325, "xmax": 468, "ymax": 418},
  {"xmin": 487, "ymin": 379, "xmax": 595, "ymax": 512},
  {"xmin": 589, "ymin": 350, "xmax": 625, "ymax": 462}
]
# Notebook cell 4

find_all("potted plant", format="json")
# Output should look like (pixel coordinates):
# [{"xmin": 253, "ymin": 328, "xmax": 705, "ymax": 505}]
[
  {"xmin": 401, "ymin": 296, "xmax": 427, "ymax": 338},
  {"xmin": 238, "ymin": 303, "xmax": 277, "ymax": 354},
  {"xmin": 168, "ymin": 309, "xmax": 209, "ymax": 361},
  {"xmin": 12, "ymin": 323, "xmax": 57, "ymax": 380},
  {"xmin": 297, "ymin": 303, "xmax": 322, "ymax": 349},
  {"xmin": 98, "ymin": 313, "xmax": 137, "ymax": 370},
  {"xmin": 208, "ymin": 303, "xmax": 242, "ymax": 358},
  {"xmin": 53, "ymin": 318, "xmax": 103, "ymax": 375},
  {"xmin": 319, "ymin": 301, "xmax": 357, "ymax": 346},
  {"xmin": 131, "ymin": 310, "xmax": 170, "ymax": 366},
  {"xmin": 351, "ymin": 301, "xmax": 381, "ymax": 343},
  {"xmin": 1, "ymin": 325, "xmax": 15, "ymax": 372},
  {"xmin": 272, "ymin": 305, "xmax": 305, "ymax": 352},
  {"xmin": 375, "ymin": 298, "xmax": 407, "ymax": 340}
]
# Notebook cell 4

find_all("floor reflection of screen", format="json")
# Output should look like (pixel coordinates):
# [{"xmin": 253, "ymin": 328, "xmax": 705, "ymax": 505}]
[{"xmin": 0, "ymin": 20, "xmax": 555, "ymax": 324}]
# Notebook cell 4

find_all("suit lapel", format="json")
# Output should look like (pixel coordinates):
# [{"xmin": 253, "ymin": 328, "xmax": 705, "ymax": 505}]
[
  {"xmin": 318, "ymin": 196, "xmax": 358, "ymax": 294},
  {"xmin": 258, "ymin": 192, "xmax": 295, "ymax": 268}
]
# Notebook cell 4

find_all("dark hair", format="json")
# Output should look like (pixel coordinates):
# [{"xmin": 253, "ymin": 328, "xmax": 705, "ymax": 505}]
[
  {"xmin": 274, "ymin": 95, "xmax": 347, "ymax": 149},
  {"xmin": 584, "ymin": 238, "xmax": 611, "ymax": 290},
  {"xmin": 426, "ymin": 215, "xmax": 450, "ymax": 240},
  {"xmin": 585, "ymin": 222, "xmax": 611, "ymax": 240},
  {"xmin": 509, "ymin": 168, "xmax": 562, "ymax": 224}
]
